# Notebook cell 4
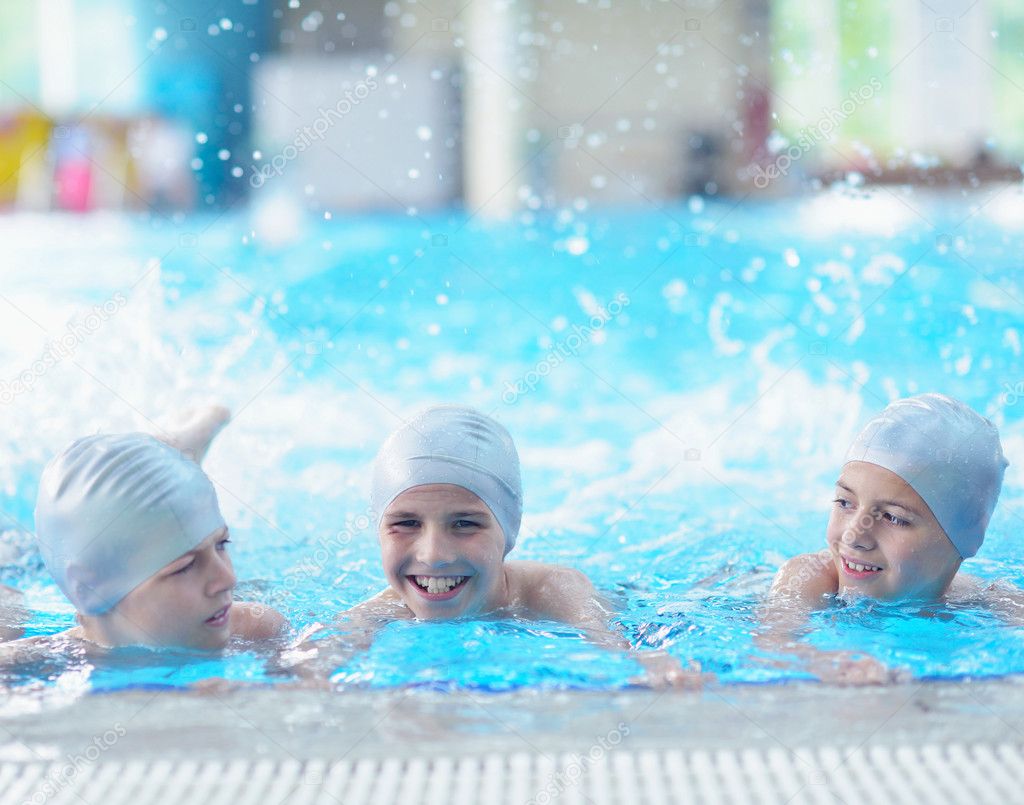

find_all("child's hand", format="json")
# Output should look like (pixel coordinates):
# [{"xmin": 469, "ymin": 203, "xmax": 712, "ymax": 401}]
[
  {"xmin": 190, "ymin": 676, "xmax": 238, "ymax": 695},
  {"xmin": 632, "ymin": 650, "xmax": 711, "ymax": 690},
  {"xmin": 811, "ymin": 650, "xmax": 906, "ymax": 686}
]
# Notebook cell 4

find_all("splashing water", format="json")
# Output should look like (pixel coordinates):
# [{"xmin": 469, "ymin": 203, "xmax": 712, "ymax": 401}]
[{"xmin": 1, "ymin": 188, "xmax": 1023, "ymax": 699}]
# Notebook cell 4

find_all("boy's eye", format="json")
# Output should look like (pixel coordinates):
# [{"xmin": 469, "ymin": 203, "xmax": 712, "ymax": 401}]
[
  {"xmin": 453, "ymin": 519, "xmax": 480, "ymax": 529},
  {"xmin": 217, "ymin": 538, "xmax": 231, "ymax": 551},
  {"xmin": 832, "ymin": 497, "xmax": 852, "ymax": 509},
  {"xmin": 391, "ymin": 520, "xmax": 419, "ymax": 528},
  {"xmin": 882, "ymin": 512, "xmax": 909, "ymax": 527}
]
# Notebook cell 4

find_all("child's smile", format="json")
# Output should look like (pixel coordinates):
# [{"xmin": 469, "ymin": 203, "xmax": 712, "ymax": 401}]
[
  {"xmin": 838, "ymin": 554, "xmax": 884, "ymax": 579},
  {"xmin": 408, "ymin": 574, "xmax": 472, "ymax": 600}
]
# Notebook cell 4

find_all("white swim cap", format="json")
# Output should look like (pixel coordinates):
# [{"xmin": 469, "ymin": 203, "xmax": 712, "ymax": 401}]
[
  {"xmin": 371, "ymin": 405, "xmax": 523, "ymax": 554},
  {"xmin": 844, "ymin": 393, "xmax": 1007, "ymax": 559},
  {"xmin": 35, "ymin": 434, "xmax": 226, "ymax": 614}
]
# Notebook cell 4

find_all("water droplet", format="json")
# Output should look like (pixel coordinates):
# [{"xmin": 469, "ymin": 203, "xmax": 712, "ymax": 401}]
[{"xmin": 565, "ymin": 236, "xmax": 589, "ymax": 256}]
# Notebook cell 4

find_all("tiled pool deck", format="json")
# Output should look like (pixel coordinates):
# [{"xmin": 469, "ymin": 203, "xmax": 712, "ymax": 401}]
[{"xmin": 1, "ymin": 678, "xmax": 1022, "ymax": 803}]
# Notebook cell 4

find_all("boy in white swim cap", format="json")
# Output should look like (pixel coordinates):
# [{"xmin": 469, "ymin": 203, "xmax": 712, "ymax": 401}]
[
  {"xmin": 772, "ymin": 393, "xmax": 1007, "ymax": 605},
  {"xmin": 7, "ymin": 408, "xmax": 284, "ymax": 656},
  {"xmin": 763, "ymin": 393, "xmax": 1011, "ymax": 683},
  {"xmin": 347, "ymin": 405, "xmax": 605, "ymax": 626},
  {"xmin": 297, "ymin": 405, "xmax": 702, "ymax": 688}
]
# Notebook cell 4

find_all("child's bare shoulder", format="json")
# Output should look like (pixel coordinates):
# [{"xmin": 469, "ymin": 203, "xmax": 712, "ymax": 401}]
[
  {"xmin": 338, "ymin": 587, "xmax": 412, "ymax": 627},
  {"xmin": 506, "ymin": 560, "xmax": 592, "ymax": 597},
  {"xmin": 769, "ymin": 552, "xmax": 838, "ymax": 606},
  {"xmin": 505, "ymin": 560, "xmax": 599, "ymax": 623},
  {"xmin": 231, "ymin": 602, "xmax": 288, "ymax": 640}
]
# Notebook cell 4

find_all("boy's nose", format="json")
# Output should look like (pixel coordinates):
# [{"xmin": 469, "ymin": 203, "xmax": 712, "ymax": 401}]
[
  {"xmin": 842, "ymin": 506, "xmax": 878, "ymax": 549},
  {"xmin": 207, "ymin": 553, "xmax": 236, "ymax": 597},
  {"xmin": 416, "ymin": 524, "xmax": 456, "ymax": 567}
]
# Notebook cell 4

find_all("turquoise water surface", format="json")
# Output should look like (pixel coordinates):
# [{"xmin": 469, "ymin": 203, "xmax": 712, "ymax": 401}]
[{"xmin": 1, "ymin": 187, "xmax": 1023, "ymax": 695}]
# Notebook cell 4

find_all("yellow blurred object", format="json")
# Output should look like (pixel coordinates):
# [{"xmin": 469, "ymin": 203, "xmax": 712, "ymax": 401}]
[{"xmin": 0, "ymin": 110, "xmax": 52, "ymax": 208}]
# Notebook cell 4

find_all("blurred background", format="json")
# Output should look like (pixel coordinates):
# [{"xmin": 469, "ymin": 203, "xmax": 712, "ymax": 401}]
[
  {"xmin": 1, "ymin": 0, "xmax": 1022, "ymax": 218},
  {"xmin": 3, "ymin": 0, "xmax": 1024, "ymax": 694}
]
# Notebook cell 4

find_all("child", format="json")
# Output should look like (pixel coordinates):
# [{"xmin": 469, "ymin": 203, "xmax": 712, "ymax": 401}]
[
  {"xmin": 2, "ymin": 408, "xmax": 285, "ymax": 662},
  {"xmin": 762, "ymin": 393, "xmax": 1012, "ymax": 683},
  {"xmin": 295, "ymin": 405, "xmax": 701, "ymax": 688}
]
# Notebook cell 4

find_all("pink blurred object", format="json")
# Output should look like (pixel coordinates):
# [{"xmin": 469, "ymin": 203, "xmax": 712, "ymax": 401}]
[{"xmin": 55, "ymin": 158, "xmax": 93, "ymax": 211}]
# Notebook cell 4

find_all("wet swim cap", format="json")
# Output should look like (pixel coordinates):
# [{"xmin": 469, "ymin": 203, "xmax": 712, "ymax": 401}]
[
  {"xmin": 844, "ymin": 393, "xmax": 1007, "ymax": 559},
  {"xmin": 371, "ymin": 405, "xmax": 523, "ymax": 554},
  {"xmin": 35, "ymin": 434, "xmax": 226, "ymax": 614}
]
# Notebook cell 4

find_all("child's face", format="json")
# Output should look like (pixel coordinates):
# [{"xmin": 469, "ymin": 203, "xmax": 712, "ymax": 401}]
[
  {"xmin": 97, "ymin": 527, "xmax": 236, "ymax": 650},
  {"xmin": 379, "ymin": 484, "xmax": 506, "ymax": 620},
  {"xmin": 826, "ymin": 461, "xmax": 962, "ymax": 601}
]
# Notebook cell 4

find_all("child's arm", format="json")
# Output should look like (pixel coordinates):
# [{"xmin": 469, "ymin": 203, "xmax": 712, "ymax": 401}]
[
  {"xmin": 511, "ymin": 561, "xmax": 707, "ymax": 689},
  {"xmin": 0, "ymin": 584, "xmax": 25, "ymax": 642},
  {"xmin": 957, "ymin": 577, "xmax": 1024, "ymax": 625},
  {"xmin": 277, "ymin": 588, "xmax": 408, "ymax": 682},
  {"xmin": 153, "ymin": 406, "xmax": 231, "ymax": 465},
  {"xmin": 759, "ymin": 552, "xmax": 896, "ymax": 685},
  {"xmin": 0, "ymin": 632, "xmax": 65, "ymax": 673}
]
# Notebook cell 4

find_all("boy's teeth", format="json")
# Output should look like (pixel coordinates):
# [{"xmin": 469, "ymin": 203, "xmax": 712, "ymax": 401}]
[{"xmin": 414, "ymin": 576, "xmax": 465, "ymax": 594}]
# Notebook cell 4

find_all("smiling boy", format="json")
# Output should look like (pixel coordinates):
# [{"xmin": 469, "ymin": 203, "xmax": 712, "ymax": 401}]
[
  {"xmin": 342, "ymin": 406, "xmax": 614, "ymax": 627},
  {"xmin": 771, "ymin": 394, "xmax": 1007, "ymax": 605},
  {"xmin": 762, "ymin": 393, "xmax": 1012, "ymax": 683},
  {"xmin": 297, "ymin": 405, "xmax": 700, "ymax": 688}
]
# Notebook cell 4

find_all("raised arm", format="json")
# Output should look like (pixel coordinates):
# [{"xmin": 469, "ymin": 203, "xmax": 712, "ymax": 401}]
[{"xmin": 153, "ymin": 406, "xmax": 231, "ymax": 465}]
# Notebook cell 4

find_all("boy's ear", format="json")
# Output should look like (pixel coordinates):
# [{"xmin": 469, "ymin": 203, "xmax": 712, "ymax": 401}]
[{"xmin": 65, "ymin": 562, "xmax": 106, "ymax": 615}]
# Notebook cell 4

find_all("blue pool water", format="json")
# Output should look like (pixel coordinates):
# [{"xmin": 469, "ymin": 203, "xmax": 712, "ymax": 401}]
[{"xmin": 1, "ymin": 186, "xmax": 1023, "ymax": 695}]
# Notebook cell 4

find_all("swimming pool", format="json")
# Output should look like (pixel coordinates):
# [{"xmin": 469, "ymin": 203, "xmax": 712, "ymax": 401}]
[{"xmin": 1, "ymin": 186, "xmax": 1023, "ymax": 701}]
